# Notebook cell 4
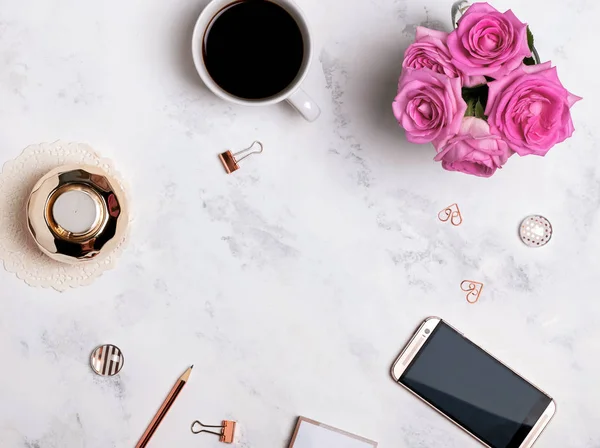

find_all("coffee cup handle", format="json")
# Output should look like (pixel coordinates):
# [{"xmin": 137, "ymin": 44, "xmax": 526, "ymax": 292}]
[{"xmin": 286, "ymin": 88, "xmax": 321, "ymax": 122}]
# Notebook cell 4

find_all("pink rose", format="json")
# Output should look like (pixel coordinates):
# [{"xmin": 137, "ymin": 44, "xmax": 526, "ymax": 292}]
[
  {"xmin": 403, "ymin": 27, "xmax": 485, "ymax": 87},
  {"xmin": 434, "ymin": 117, "xmax": 513, "ymax": 177},
  {"xmin": 485, "ymin": 62, "xmax": 582, "ymax": 156},
  {"xmin": 447, "ymin": 2, "xmax": 531, "ymax": 79},
  {"xmin": 393, "ymin": 68, "xmax": 467, "ymax": 145}
]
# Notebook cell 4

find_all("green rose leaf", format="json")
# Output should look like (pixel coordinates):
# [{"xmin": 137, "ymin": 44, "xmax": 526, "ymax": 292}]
[
  {"xmin": 524, "ymin": 26, "xmax": 540, "ymax": 65},
  {"xmin": 527, "ymin": 26, "xmax": 535, "ymax": 53},
  {"xmin": 465, "ymin": 99, "xmax": 476, "ymax": 117},
  {"xmin": 475, "ymin": 100, "xmax": 486, "ymax": 120},
  {"xmin": 462, "ymin": 84, "xmax": 489, "ymax": 119}
]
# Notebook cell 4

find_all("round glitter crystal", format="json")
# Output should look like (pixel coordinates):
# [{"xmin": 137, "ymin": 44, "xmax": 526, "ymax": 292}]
[{"xmin": 519, "ymin": 215, "xmax": 553, "ymax": 248}]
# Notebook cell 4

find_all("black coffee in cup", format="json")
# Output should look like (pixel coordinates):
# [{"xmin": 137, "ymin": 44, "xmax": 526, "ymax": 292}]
[{"xmin": 203, "ymin": 0, "xmax": 305, "ymax": 100}]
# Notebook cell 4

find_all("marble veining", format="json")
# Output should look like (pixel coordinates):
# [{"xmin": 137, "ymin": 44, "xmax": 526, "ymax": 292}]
[{"xmin": 0, "ymin": 0, "xmax": 599, "ymax": 446}]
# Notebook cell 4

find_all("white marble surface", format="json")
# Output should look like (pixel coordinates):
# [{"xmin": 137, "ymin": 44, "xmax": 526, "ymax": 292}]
[{"xmin": 0, "ymin": 0, "xmax": 597, "ymax": 447}]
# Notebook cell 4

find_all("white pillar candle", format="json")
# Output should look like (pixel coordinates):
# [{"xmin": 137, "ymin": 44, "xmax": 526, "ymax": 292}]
[{"xmin": 52, "ymin": 190, "xmax": 99, "ymax": 234}]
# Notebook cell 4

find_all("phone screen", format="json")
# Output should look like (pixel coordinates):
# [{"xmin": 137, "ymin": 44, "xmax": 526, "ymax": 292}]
[{"xmin": 399, "ymin": 322, "xmax": 551, "ymax": 448}]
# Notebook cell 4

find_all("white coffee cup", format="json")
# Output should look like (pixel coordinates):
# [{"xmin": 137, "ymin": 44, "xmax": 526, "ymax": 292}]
[{"xmin": 192, "ymin": 0, "xmax": 320, "ymax": 122}]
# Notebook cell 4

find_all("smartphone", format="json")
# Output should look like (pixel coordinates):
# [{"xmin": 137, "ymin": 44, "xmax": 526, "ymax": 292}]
[{"xmin": 391, "ymin": 317, "xmax": 555, "ymax": 448}]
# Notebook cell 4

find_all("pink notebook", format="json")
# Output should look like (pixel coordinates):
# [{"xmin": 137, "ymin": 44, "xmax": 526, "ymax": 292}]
[{"xmin": 288, "ymin": 417, "xmax": 378, "ymax": 448}]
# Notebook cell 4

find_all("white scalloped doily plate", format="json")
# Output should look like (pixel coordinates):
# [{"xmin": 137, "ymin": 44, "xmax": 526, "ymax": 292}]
[{"xmin": 0, "ymin": 141, "xmax": 129, "ymax": 292}]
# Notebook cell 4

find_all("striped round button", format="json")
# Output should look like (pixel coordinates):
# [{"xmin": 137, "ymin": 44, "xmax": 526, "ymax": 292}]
[{"xmin": 90, "ymin": 344, "xmax": 124, "ymax": 376}]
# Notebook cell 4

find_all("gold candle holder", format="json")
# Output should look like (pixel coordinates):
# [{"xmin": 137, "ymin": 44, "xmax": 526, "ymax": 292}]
[{"xmin": 27, "ymin": 165, "xmax": 128, "ymax": 264}]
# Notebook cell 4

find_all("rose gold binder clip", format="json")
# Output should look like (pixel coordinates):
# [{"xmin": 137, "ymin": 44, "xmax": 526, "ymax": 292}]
[
  {"xmin": 461, "ymin": 280, "xmax": 484, "ymax": 304},
  {"xmin": 438, "ymin": 203, "xmax": 463, "ymax": 226},
  {"xmin": 191, "ymin": 420, "xmax": 236, "ymax": 444},
  {"xmin": 219, "ymin": 141, "xmax": 264, "ymax": 174}
]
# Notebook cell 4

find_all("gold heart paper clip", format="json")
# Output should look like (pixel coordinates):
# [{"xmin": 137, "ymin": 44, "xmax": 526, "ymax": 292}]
[
  {"xmin": 438, "ymin": 203, "xmax": 463, "ymax": 226},
  {"xmin": 461, "ymin": 280, "xmax": 484, "ymax": 304}
]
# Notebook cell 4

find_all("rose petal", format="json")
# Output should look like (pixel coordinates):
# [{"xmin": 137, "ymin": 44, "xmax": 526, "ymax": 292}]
[{"xmin": 415, "ymin": 26, "xmax": 449, "ymax": 42}]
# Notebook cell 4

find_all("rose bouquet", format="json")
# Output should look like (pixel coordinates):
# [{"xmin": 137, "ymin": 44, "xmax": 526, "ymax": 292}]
[{"xmin": 392, "ymin": 1, "xmax": 581, "ymax": 177}]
